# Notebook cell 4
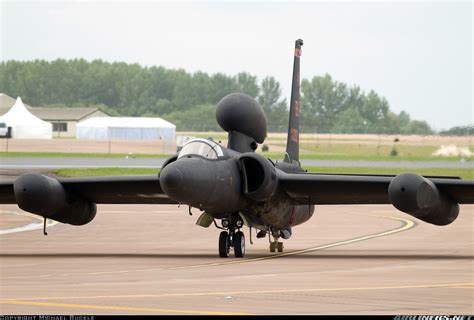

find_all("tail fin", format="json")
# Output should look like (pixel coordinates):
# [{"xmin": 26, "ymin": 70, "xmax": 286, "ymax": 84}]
[{"xmin": 284, "ymin": 39, "xmax": 303, "ymax": 165}]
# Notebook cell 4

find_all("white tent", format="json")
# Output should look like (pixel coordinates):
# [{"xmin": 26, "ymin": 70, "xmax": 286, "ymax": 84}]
[
  {"xmin": 0, "ymin": 97, "xmax": 52, "ymax": 139},
  {"xmin": 76, "ymin": 117, "xmax": 176, "ymax": 140}
]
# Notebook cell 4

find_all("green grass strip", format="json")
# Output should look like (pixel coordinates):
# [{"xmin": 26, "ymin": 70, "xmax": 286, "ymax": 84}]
[
  {"xmin": 303, "ymin": 166, "xmax": 473, "ymax": 180},
  {"xmin": 261, "ymin": 152, "xmax": 471, "ymax": 162}
]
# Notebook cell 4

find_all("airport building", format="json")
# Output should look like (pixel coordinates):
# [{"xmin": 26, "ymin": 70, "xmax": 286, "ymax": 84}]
[
  {"xmin": 77, "ymin": 116, "xmax": 176, "ymax": 141},
  {"xmin": 28, "ymin": 107, "xmax": 109, "ymax": 138},
  {"xmin": 0, "ymin": 94, "xmax": 176, "ymax": 142},
  {"xmin": 0, "ymin": 93, "xmax": 109, "ymax": 137}
]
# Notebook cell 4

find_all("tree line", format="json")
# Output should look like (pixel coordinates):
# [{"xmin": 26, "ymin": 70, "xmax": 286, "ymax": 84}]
[
  {"xmin": 439, "ymin": 125, "xmax": 473, "ymax": 136},
  {"xmin": 0, "ymin": 59, "xmax": 436, "ymax": 134}
]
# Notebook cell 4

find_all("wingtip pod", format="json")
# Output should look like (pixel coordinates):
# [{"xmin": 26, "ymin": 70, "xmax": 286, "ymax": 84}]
[
  {"xmin": 13, "ymin": 173, "xmax": 96, "ymax": 225},
  {"xmin": 388, "ymin": 172, "xmax": 459, "ymax": 226}
]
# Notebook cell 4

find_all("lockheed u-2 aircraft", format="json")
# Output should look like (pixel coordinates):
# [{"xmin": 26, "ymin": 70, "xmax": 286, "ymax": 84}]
[{"xmin": 1, "ymin": 40, "xmax": 473, "ymax": 258}]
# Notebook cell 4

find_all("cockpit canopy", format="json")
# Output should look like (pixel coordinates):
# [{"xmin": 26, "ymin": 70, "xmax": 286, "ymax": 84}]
[{"xmin": 177, "ymin": 138, "xmax": 224, "ymax": 160}]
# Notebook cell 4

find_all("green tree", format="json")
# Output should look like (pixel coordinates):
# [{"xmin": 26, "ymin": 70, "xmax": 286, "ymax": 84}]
[
  {"xmin": 300, "ymin": 74, "xmax": 349, "ymax": 133},
  {"xmin": 398, "ymin": 111, "xmax": 411, "ymax": 129},
  {"xmin": 358, "ymin": 91, "xmax": 390, "ymax": 133},
  {"xmin": 258, "ymin": 77, "xmax": 288, "ymax": 131},
  {"xmin": 440, "ymin": 125, "xmax": 474, "ymax": 136},
  {"xmin": 332, "ymin": 107, "xmax": 370, "ymax": 133},
  {"xmin": 403, "ymin": 120, "xmax": 432, "ymax": 135},
  {"xmin": 0, "ymin": 59, "xmax": 439, "ymax": 134},
  {"xmin": 162, "ymin": 104, "xmax": 220, "ymax": 131},
  {"xmin": 235, "ymin": 72, "xmax": 259, "ymax": 97}
]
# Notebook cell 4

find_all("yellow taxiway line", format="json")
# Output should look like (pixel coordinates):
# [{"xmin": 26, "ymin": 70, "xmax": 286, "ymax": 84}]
[
  {"xmin": 2, "ymin": 215, "xmax": 416, "ymax": 280},
  {"xmin": 91, "ymin": 215, "xmax": 418, "ymax": 272},
  {"xmin": 0, "ymin": 300, "xmax": 252, "ymax": 315},
  {"xmin": 1, "ymin": 282, "xmax": 472, "ymax": 302}
]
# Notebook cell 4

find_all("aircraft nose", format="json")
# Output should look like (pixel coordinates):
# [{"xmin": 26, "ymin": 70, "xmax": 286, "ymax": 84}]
[
  {"xmin": 158, "ymin": 157, "xmax": 242, "ymax": 214},
  {"xmin": 160, "ymin": 165, "xmax": 183, "ymax": 191}
]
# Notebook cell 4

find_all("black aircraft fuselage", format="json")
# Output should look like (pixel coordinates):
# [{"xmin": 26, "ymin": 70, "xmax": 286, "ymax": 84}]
[{"xmin": 160, "ymin": 138, "xmax": 315, "ymax": 232}]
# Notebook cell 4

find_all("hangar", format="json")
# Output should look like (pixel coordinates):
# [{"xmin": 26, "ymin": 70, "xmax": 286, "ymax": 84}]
[
  {"xmin": 0, "ymin": 94, "xmax": 175, "ymax": 141},
  {"xmin": 30, "ymin": 107, "xmax": 108, "ymax": 138},
  {"xmin": 76, "ymin": 116, "xmax": 176, "ymax": 141}
]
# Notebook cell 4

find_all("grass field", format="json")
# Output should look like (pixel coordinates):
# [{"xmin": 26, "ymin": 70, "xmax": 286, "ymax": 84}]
[
  {"xmin": 304, "ymin": 166, "xmax": 473, "ymax": 179},
  {"xmin": 53, "ymin": 166, "xmax": 473, "ymax": 179},
  {"xmin": 1, "ymin": 132, "xmax": 471, "ymax": 162},
  {"xmin": 262, "ymin": 141, "xmax": 471, "ymax": 161},
  {"xmin": 172, "ymin": 132, "xmax": 474, "ymax": 162},
  {"xmin": 2, "ymin": 146, "xmax": 471, "ymax": 162},
  {"xmin": 264, "ymin": 151, "xmax": 471, "ymax": 162},
  {"xmin": 300, "ymin": 143, "xmax": 467, "ymax": 161}
]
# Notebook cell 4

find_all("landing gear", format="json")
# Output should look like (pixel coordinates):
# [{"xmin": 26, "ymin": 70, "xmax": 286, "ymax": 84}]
[
  {"xmin": 219, "ymin": 231, "xmax": 230, "ymax": 258},
  {"xmin": 216, "ymin": 214, "xmax": 245, "ymax": 258},
  {"xmin": 269, "ymin": 241, "xmax": 284, "ymax": 252},
  {"xmin": 256, "ymin": 230, "xmax": 267, "ymax": 238},
  {"xmin": 234, "ymin": 231, "xmax": 245, "ymax": 258},
  {"xmin": 277, "ymin": 242, "xmax": 283, "ymax": 252},
  {"xmin": 269, "ymin": 228, "xmax": 284, "ymax": 253}
]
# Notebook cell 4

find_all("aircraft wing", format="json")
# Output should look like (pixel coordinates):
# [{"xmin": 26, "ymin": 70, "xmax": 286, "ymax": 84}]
[
  {"xmin": 279, "ymin": 172, "xmax": 474, "ymax": 205},
  {"xmin": 0, "ymin": 174, "xmax": 177, "ymax": 205}
]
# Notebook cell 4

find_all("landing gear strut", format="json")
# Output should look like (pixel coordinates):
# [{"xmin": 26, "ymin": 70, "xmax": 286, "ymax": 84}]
[
  {"xmin": 269, "ymin": 241, "xmax": 284, "ymax": 252},
  {"xmin": 269, "ymin": 229, "xmax": 284, "ymax": 253},
  {"xmin": 217, "ymin": 215, "xmax": 245, "ymax": 258}
]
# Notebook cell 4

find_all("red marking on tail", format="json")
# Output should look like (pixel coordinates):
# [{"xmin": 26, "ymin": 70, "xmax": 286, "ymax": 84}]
[
  {"xmin": 294, "ymin": 48, "xmax": 302, "ymax": 57},
  {"xmin": 294, "ymin": 100, "xmax": 300, "ymax": 117},
  {"xmin": 290, "ymin": 128, "xmax": 299, "ymax": 143}
]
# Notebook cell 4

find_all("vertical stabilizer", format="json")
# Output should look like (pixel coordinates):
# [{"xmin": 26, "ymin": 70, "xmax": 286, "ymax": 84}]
[{"xmin": 284, "ymin": 39, "xmax": 303, "ymax": 165}]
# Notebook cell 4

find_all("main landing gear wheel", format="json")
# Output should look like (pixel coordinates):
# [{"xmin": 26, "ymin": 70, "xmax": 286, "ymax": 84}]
[
  {"xmin": 269, "ymin": 241, "xmax": 283, "ymax": 253},
  {"xmin": 234, "ymin": 231, "xmax": 245, "ymax": 258},
  {"xmin": 270, "ymin": 242, "xmax": 276, "ymax": 252},
  {"xmin": 216, "ymin": 215, "xmax": 246, "ymax": 258},
  {"xmin": 277, "ymin": 242, "xmax": 283, "ymax": 252},
  {"xmin": 219, "ymin": 231, "xmax": 230, "ymax": 258},
  {"xmin": 269, "ymin": 228, "xmax": 284, "ymax": 253}
]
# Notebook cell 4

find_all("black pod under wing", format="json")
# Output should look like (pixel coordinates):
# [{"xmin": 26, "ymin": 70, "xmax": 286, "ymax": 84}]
[
  {"xmin": 0, "ymin": 175, "xmax": 177, "ymax": 205},
  {"xmin": 278, "ymin": 172, "xmax": 474, "ymax": 205},
  {"xmin": 0, "ymin": 181, "xmax": 15, "ymax": 204}
]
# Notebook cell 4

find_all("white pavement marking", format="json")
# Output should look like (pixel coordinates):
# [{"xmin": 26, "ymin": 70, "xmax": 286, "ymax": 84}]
[{"xmin": 0, "ymin": 210, "xmax": 58, "ymax": 235}]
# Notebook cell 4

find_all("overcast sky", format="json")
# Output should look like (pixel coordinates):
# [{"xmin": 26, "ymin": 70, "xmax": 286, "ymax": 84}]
[{"xmin": 1, "ymin": 1, "xmax": 472, "ymax": 130}]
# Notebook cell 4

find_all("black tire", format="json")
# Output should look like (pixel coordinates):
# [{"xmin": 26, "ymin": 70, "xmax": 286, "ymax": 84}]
[
  {"xmin": 277, "ymin": 242, "xmax": 284, "ymax": 252},
  {"xmin": 219, "ymin": 231, "xmax": 229, "ymax": 258},
  {"xmin": 234, "ymin": 231, "xmax": 245, "ymax": 258},
  {"xmin": 270, "ymin": 242, "xmax": 276, "ymax": 252}
]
